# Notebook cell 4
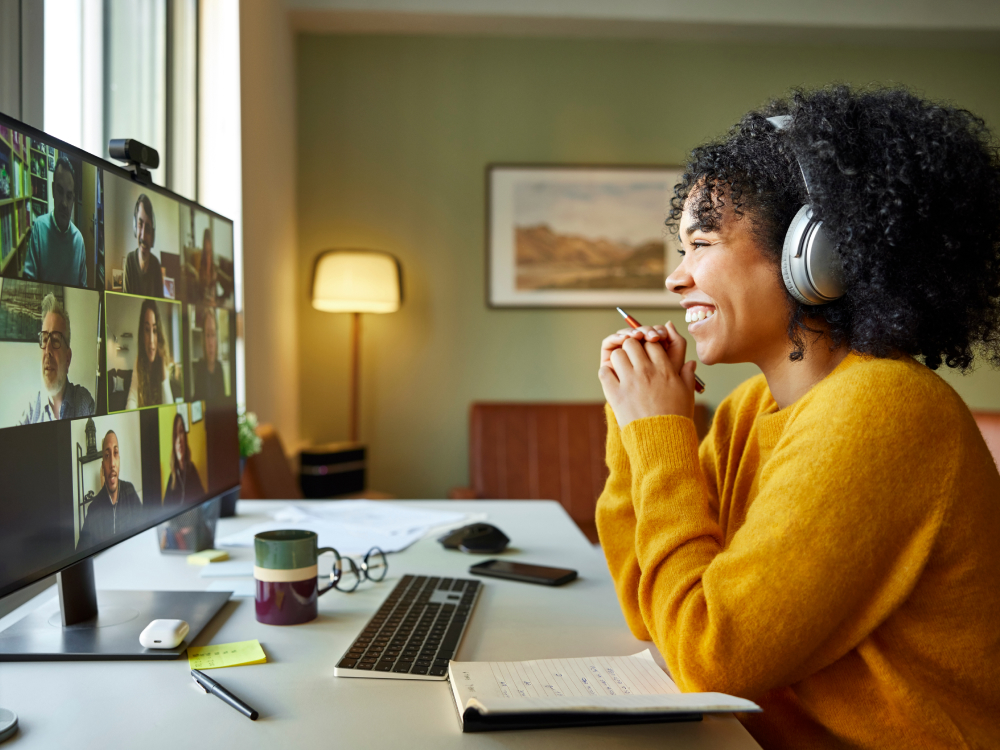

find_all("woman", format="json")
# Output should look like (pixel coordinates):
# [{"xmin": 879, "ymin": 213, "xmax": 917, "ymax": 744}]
[
  {"xmin": 163, "ymin": 413, "xmax": 204, "ymax": 506},
  {"xmin": 596, "ymin": 86, "xmax": 1000, "ymax": 750},
  {"xmin": 126, "ymin": 299, "xmax": 174, "ymax": 409}
]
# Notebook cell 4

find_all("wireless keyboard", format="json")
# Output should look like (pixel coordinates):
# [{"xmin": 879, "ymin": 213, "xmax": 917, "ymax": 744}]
[{"xmin": 334, "ymin": 574, "xmax": 482, "ymax": 681}]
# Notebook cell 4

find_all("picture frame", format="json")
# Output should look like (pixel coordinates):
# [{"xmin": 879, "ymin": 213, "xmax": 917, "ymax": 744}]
[{"xmin": 486, "ymin": 164, "xmax": 685, "ymax": 308}]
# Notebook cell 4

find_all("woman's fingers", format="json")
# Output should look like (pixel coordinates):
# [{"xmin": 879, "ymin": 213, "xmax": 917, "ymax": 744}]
[
  {"xmin": 619, "ymin": 336, "xmax": 656, "ymax": 371},
  {"xmin": 662, "ymin": 321, "xmax": 688, "ymax": 374},
  {"xmin": 679, "ymin": 359, "xmax": 698, "ymax": 392}
]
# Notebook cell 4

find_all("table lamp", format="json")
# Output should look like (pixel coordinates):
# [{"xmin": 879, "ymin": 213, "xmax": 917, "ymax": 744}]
[{"xmin": 312, "ymin": 249, "xmax": 403, "ymax": 443}]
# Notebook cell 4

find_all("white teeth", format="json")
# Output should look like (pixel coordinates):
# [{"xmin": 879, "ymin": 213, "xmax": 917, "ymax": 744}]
[{"xmin": 685, "ymin": 309, "xmax": 715, "ymax": 323}]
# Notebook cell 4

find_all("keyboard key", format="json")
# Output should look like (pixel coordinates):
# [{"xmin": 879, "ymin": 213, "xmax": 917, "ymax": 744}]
[
  {"xmin": 429, "ymin": 666, "xmax": 448, "ymax": 676},
  {"xmin": 411, "ymin": 665, "xmax": 429, "ymax": 675},
  {"xmin": 375, "ymin": 660, "xmax": 396, "ymax": 671},
  {"xmin": 392, "ymin": 663, "xmax": 412, "ymax": 673},
  {"xmin": 355, "ymin": 662, "xmax": 375, "ymax": 670},
  {"xmin": 338, "ymin": 658, "xmax": 358, "ymax": 668}
]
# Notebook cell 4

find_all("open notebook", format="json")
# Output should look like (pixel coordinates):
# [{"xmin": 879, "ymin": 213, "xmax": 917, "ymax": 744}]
[{"xmin": 448, "ymin": 650, "xmax": 760, "ymax": 732}]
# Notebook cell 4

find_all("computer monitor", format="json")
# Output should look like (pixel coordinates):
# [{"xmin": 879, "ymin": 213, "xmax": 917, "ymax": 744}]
[{"xmin": 0, "ymin": 112, "xmax": 240, "ymax": 660}]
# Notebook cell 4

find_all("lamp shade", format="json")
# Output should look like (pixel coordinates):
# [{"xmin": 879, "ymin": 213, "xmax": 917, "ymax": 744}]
[{"xmin": 311, "ymin": 249, "xmax": 402, "ymax": 313}]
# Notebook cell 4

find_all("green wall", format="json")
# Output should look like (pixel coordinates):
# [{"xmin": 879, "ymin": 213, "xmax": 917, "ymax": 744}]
[{"xmin": 297, "ymin": 34, "xmax": 1000, "ymax": 498}]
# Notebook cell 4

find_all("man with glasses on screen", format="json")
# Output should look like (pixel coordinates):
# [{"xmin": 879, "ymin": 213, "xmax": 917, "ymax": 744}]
[
  {"xmin": 24, "ymin": 156, "xmax": 87, "ymax": 287},
  {"xmin": 78, "ymin": 430, "xmax": 142, "ymax": 549},
  {"xmin": 21, "ymin": 293, "xmax": 95, "ymax": 423}
]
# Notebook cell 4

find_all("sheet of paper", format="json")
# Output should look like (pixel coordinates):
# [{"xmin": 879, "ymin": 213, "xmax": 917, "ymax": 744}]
[
  {"xmin": 206, "ymin": 579, "xmax": 255, "ymax": 597},
  {"xmin": 449, "ymin": 651, "xmax": 761, "ymax": 716},
  {"xmin": 453, "ymin": 650, "xmax": 679, "ymax": 702},
  {"xmin": 200, "ymin": 560, "xmax": 254, "ymax": 577},
  {"xmin": 188, "ymin": 639, "xmax": 266, "ymax": 670},
  {"xmin": 216, "ymin": 501, "xmax": 483, "ymax": 556}
]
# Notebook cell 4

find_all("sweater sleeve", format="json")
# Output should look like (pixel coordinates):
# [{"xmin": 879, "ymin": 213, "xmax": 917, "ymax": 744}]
[
  {"xmin": 621, "ymin": 386, "xmax": 953, "ymax": 700},
  {"xmin": 596, "ymin": 404, "xmax": 724, "ymax": 642}
]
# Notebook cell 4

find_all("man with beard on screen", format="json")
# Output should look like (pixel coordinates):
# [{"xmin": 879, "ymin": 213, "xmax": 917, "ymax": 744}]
[
  {"xmin": 21, "ymin": 293, "xmax": 95, "ymax": 423},
  {"xmin": 78, "ymin": 430, "xmax": 142, "ymax": 548}
]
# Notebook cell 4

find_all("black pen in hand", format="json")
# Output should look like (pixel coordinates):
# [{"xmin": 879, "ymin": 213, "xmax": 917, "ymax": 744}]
[{"xmin": 191, "ymin": 668, "xmax": 259, "ymax": 721}]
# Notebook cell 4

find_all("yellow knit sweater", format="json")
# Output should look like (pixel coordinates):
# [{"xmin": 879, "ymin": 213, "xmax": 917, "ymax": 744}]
[{"xmin": 595, "ymin": 352, "xmax": 1000, "ymax": 750}]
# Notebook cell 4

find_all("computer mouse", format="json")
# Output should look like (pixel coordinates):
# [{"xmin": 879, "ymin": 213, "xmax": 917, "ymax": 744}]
[{"xmin": 437, "ymin": 523, "xmax": 510, "ymax": 554}]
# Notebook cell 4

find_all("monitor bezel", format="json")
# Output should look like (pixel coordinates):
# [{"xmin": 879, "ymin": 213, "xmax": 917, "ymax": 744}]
[{"xmin": 0, "ymin": 109, "xmax": 242, "ymax": 602}]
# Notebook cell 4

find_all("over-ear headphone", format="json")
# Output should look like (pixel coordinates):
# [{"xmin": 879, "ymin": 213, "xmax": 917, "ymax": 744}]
[
  {"xmin": 133, "ymin": 194, "xmax": 157, "ymax": 247},
  {"xmin": 767, "ymin": 116, "xmax": 844, "ymax": 306}
]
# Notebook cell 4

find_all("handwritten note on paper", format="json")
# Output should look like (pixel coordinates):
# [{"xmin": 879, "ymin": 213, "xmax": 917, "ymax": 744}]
[
  {"xmin": 454, "ymin": 650, "xmax": 679, "ymax": 703},
  {"xmin": 449, "ymin": 651, "xmax": 763, "ymax": 718},
  {"xmin": 187, "ymin": 640, "xmax": 267, "ymax": 670}
]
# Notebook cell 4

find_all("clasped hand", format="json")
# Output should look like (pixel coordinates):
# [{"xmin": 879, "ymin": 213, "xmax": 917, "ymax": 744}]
[{"xmin": 598, "ymin": 321, "xmax": 697, "ymax": 428}]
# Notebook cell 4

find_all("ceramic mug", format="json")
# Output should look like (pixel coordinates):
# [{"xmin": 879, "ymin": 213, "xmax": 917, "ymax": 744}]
[{"xmin": 254, "ymin": 529, "xmax": 336, "ymax": 625}]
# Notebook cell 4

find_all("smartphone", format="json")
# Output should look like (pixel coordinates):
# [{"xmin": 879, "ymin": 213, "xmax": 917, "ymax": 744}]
[{"xmin": 469, "ymin": 559, "xmax": 578, "ymax": 586}]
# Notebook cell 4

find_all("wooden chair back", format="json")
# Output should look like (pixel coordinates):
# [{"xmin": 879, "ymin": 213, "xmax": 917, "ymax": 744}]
[
  {"xmin": 460, "ymin": 402, "xmax": 710, "ymax": 543},
  {"xmin": 240, "ymin": 423, "xmax": 302, "ymax": 500}
]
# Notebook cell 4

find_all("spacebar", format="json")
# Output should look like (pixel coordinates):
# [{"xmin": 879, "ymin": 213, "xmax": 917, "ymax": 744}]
[{"xmin": 437, "ymin": 617, "xmax": 468, "ymax": 657}]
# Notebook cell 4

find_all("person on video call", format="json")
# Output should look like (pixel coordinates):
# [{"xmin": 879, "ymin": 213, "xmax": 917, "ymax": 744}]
[
  {"xmin": 122, "ymin": 194, "xmax": 163, "ymax": 298},
  {"xmin": 198, "ymin": 228, "xmax": 217, "ymax": 304},
  {"xmin": 77, "ymin": 430, "xmax": 142, "ymax": 548},
  {"xmin": 595, "ymin": 86, "xmax": 1000, "ymax": 749},
  {"xmin": 21, "ymin": 293, "xmax": 95, "ymax": 423},
  {"xmin": 192, "ymin": 307, "xmax": 225, "ymax": 401},
  {"xmin": 24, "ymin": 156, "xmax": 87, "ymax": 287},
  {"xmin": 126, "ymin": 299, "xmax": 174, "ymax": 409},
  {"xmin": 163, "ymin": 413, "xmax": 205, "ymax": 507}
]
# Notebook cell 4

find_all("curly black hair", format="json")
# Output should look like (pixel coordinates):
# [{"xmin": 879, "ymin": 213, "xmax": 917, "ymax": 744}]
[{"xmin": 667, "ymin": 85, "xmax": 1000, "ymax": 370}]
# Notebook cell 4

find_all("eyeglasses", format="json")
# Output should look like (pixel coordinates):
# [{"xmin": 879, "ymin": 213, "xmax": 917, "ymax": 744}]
[
  {"xmin": 328, "ymin": 547, "xmax": 388, "ymax": 593},
  {"xmin": 38, "ymin": 331, "xmax": 67, "ymax": 350}
]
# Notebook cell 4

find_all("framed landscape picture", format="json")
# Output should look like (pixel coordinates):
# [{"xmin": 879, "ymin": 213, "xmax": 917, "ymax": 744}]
[{"xmin": 487, "ymin": 164, "xmax": 684, "ymax": 308}]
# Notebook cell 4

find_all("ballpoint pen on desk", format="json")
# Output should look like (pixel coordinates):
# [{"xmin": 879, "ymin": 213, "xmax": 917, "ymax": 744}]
[
  {"xmin": 191, "ymin": 669, "xmax": 259, "ymax": 721},
  {"xmin": 615, "ymin": 307, "xmax": 706, "ymax": 394}
]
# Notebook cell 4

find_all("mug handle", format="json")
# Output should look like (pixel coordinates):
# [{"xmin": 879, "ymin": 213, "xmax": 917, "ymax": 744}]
[{"xmin": 317, "ymin": 547, "xmax": 338, "ymax": 596}]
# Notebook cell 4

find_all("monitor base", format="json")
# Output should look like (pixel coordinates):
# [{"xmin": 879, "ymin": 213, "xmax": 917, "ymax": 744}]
[{"xmin": 0, "ymin": 589, "xmax": 231, "ymax": 661}]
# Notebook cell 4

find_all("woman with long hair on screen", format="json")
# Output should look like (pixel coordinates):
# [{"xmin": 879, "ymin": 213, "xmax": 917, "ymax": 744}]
[
  {"xmin": 126, "ymin": 299, "xmax": 174, "ymax": 409},
  {"xmin": 163, "ymin": 413, "xmax": 204, "ymax": 506},
  {"xmin": 595, "ymin": 86, "xmax": 1000, "ymax": 749}
]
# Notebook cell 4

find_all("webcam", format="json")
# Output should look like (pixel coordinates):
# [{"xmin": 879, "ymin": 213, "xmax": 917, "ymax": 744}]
[{"xmin": 109, "ymin": 138, "xmax": 159, "ymax": 184}]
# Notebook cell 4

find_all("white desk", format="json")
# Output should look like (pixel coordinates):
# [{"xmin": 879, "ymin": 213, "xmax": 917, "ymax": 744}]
[{"xmin": 0, "ymin": 500, "xmax": 761, "ymax": 749}]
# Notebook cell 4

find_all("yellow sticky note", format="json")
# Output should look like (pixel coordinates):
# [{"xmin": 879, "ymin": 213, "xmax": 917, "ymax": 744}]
[
  {"xmin": 187, "ymin": 549, "xmax": 230, "ymax": 565},
  {"xmin": 188, "ymin": 640, "xmax": 267, "ymax": 670}
]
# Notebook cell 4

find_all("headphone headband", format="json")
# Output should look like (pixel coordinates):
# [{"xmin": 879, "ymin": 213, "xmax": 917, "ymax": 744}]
[{"xmin": 767, "ymin": 115, "xmax": 845, "ymax": 306}]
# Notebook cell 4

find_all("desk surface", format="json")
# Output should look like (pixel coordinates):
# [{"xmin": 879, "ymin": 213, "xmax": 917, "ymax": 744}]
[{"xmin": 0, "ymin": 500, "xmax": 760, "ymax": 749}]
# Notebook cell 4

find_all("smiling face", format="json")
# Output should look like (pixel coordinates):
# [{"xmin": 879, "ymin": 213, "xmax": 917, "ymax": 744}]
[
  {"xmin": 173, "ymin": 419, "xmax": 187, "ymax": 465},
  {"xmin": 136, "ymin": 202, "xmax": 154, "ymax": 257},
  {"xmin": 102, "ymin": 432, "xmax": 120, "ymax": 497},
  {"xmin": 666, "ymin": 198, "xmax": 791, "ymax": 367},
  {"xmin": 141, "ymin": 307, "xmax": 158, "ymax": 363},
  {"xmin": 41, "ymin": 311, "xmax": 71, "ymax": 396}
]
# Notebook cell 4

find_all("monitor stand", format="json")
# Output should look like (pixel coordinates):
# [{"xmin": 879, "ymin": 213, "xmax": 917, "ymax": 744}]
[{"xmin": 0, "ymin": 557, "xmax": 231, "ymax": 661}]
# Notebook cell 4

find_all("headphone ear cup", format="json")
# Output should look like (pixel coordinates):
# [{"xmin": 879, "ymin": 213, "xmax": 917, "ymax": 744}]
[{"xmin": 781, "ymin": 204, "xmax": 845, "ymax": 305}]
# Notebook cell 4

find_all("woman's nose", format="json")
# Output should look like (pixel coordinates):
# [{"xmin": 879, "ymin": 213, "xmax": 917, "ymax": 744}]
[{"xmin": 666, "ymin": 258, "xmax": 692, "ymax": 294}]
